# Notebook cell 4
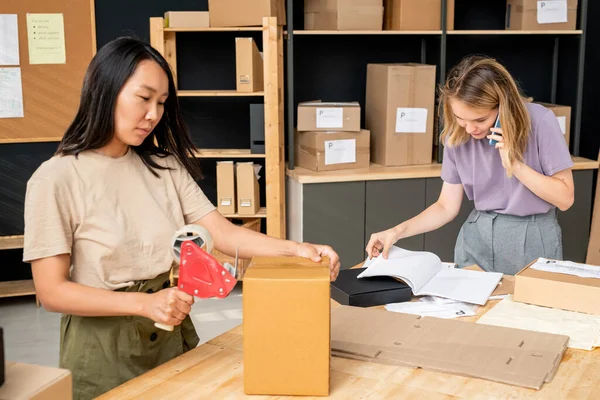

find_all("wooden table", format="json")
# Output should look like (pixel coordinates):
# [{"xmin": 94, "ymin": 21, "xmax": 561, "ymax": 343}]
[{"xmin": 100, "ymin": 278, "xmax": 600, "ymax": 399}]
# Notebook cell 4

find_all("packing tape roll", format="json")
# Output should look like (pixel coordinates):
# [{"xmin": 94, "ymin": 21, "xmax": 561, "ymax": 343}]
[{"xmin": 171, "ymin": 224, "xmax": 214, "ymax": 263}]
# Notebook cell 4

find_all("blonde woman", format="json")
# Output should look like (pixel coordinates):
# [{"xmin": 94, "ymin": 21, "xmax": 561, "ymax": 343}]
[{"xmin": 366, "ymin": 55, "xmax": 574, "ymax": 275}]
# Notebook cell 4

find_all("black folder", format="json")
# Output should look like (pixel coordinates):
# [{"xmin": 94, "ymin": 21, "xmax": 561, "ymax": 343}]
[{"xmin": 331, "ymin": 267, "xmax": 412, "ymax": 307}]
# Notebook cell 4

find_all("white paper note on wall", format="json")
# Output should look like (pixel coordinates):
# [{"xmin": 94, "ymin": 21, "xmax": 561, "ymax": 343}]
[
  {"xmin": 537, "ymin": 0, "xmax": 568, "ymax": 24},
  {"xmin": 0, "ymin": 14, "xmax": 20, "ymax": 65},
  {"xmin": 395, "ymin": 108, "xmax": 428, "ymax": 133},
  {"xmin": 26, "ymin": 13, "xmax": 66, "ymax": 64},
  {"xmin": 316, "ymin": 107, "xmax": 343, "ymax": 129},
  {"xmin": 0, "ymin": 67, "xmax": 25, "ymax": 118},
  {"xmin": 325, "ymin": 139, "xmax": 356, "ymax": 165},
  {"xmin": 556, "ymin": 116, "xmax": 566, "ymax": 134}
]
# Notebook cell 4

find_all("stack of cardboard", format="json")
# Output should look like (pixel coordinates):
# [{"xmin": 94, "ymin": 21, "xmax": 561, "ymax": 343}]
[
  {"xmin": 506, "ymin": 0, "xmax": 578, "ymax": 31},
  {"xmin": 365, "ymin": 63, "xmax": 437, "ymax": 166},
  {"xmin": 304, "ymin": 0, "xmax": 384, "ymax": 31},
  {"xmin": 217, "ymin": 161, "xmax": 261, "ymax": 216},
  {"xmin": 295, "ymin": 101, "xmax": 371, "ymax": 172},
  {"xmin": 164, "ymin": 11, "xmax": 210, "ymax": 28}
]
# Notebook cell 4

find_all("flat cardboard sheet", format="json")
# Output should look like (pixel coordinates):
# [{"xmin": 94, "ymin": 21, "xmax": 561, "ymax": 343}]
[{"xmin": 331, "ymin": 306, "xmax": 569, "ymax": 390}]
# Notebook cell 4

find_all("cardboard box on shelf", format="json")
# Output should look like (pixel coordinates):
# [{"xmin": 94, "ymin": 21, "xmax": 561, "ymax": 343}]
[
  {"xmin": 365, "ymin": 63, "xmax": 436, "ymax": 166},
  {"xmin": 236, "ymin": 162, "xmax": 261, "ymax": 216},
  {"xmin": 384, "ymin": 0, "xmax": 455, "ymax": 30},
  {"xmin": 217, "ymin": 161, "xmax": 236, "ymax": 214},
  {"xmin": 514, "ymin": 258, "xmax": 600, "ymax": 316},
  {"xmin": 243, "ymin": 256, "xmax": 330, "ymax": 395},
  {"xmin": 295, "ymin": 129, "xmax": 370, "ymax": 172},
  {"xmin": 164, "ymin": 11, "xmax": 210, "ymax": 28},
  {"xmin": 534, "ymin": 102, "xmax": 571, "ymax": 148},
  {"xmin": 506, "ymin": 0, "xmax": 578, "ymax": 31},
  {"xmin": 235, "ymin": 38, "xmax": 264, "ymax": 93},
  {"xmin": 208, "ymin": 0, "xmax": 286, "ymax": 27},
  {"xmin": 0, "ymin": 362, "xmax": 72, "ymax": 399},
  {"xmin": 297, "ymin": 101, "xmax": 361, "ymax": 132},
  {"xmin": 304, "ymin": 0, "xmax": 384, "ymax": 30}
]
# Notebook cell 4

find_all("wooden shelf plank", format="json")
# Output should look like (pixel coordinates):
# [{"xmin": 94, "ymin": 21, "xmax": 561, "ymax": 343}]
[
  {"xmin": 0, "ymin": 137, "xmax": 61, "ymax": 144},
  {"xmin": 0, "ymin": 279, "xmax": 36, "ymax": 299},
  {"xmin": 448, "ymin": 30, "xmax": 582, "ymax": 35},
  {"xmin": 287, "ymin": 156, "xmax": 599, "ymax": 184},
  {"xmin": 177, "ymin": 90, "xmax": 264, "ymax": 97},
  {"xmin": 193, "ymin": 149, "xmax": 265, "ymax": 158},
  {"xmin": 222, "ymin": 207, "xmax": 267, "ymax": 219},
  {"xmin": 165, "ymin": 27, "xmax": 262, "ymax": 32},
  {"xmin": 0, "ymin": 235, "xmax": 24, "ymax": 250},
  {"xmin": 292, "ymin": 30, "xmax": 442, "ymax": 35}
]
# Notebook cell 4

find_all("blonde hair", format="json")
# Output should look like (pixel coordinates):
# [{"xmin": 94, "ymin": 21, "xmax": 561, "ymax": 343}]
[{"xmin": 439, "ymin": 56, "xmax": 531, "ymax": 177}]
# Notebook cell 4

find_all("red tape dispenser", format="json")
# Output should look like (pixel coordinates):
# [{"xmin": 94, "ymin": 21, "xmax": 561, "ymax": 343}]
[{"xmin": 154, "ymin": 225, "xmax": 237, "ymax": 332}]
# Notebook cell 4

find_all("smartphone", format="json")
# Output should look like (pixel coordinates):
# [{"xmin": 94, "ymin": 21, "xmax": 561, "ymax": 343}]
[{"xmin": 488, "ymin": 114, "xmax": 501, "ymax": 146}]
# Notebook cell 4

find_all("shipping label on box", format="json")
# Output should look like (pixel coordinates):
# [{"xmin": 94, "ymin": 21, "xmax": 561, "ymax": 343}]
[
  {"xmin": 395, "ymin": 107, "xmax": 428, "ymax": 133},
  {"xmin": 537, "ymin": 0, "xmax": 568, "ymax": 24}
]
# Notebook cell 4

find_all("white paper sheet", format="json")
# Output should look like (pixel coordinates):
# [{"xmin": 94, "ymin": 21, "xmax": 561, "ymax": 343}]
[
  {"xmin": 531, "ymin": 258, "xmax": 600, "ymax": 279},
  {"xmin": 0, "ymin": 67, "xmax": 24, "ymax": 118},
  {"xmin": 477, "ymin": 295, "xmax": 600, "ymax": 350},
  {"xmin": 0, "ymin": 14, "xmax": 20, "ymax": 65},
  {"xmin": 556, "ymin": 116, "xmax": 567, "ymax": 135},
  {"xmin": 418, "ymin": 267, "xmax": 502, "ymax": 306},
  {"xmin": 385, "ymin": 301, "xmax": 476, "ymax": 319},
  {"xmin": 395, "ymin": 107, "xmax": 428, "ymax": 133},
  {"xmin": 325, "ymin": 139, "xmax": 356, "ymax": 165},
  {"xmin": 316, "ymin": 107, "xmax": 343, "ymax": 128},
  {"xmin": 537, "ymin": 0, "xmax": 568, "ymax": 24}
]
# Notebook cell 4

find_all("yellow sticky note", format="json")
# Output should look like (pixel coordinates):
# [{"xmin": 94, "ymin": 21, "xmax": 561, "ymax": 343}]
[{"xmin": 26, "ymin": 13, "xmax": 66, "ymax": 65}]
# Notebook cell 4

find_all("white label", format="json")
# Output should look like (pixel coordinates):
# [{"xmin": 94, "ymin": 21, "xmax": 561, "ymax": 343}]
[
  {"xmin": 537, "ymin": 1, "xmax": 568, "ymax": 24},
  {"xmin": 240, "ymin": 199, "xmax": 252, "ymax": 207},
  {"xmin": 0, "ymin": 67, "xmax": 24, "ymax": 118},
  {"xmin": 0, "ymin": 14, "xmax": 20, "ymax": 65},
  {"xmin": 556, "ymin": 116, "xmax": 566, "ymax": 134},
  {"xmin": 316, "ymin": 107, "xmax": 343, "ymax": 129},
  {"xmin": 395, "ymin": 108, "xmax": 428, "ymax": 133},
  {"xmin": 220, "ymin": 199, "xmax": 232, "ymax": 206},
  {"xmin": 324, "ymin": 139, "xmax": 356, "ymax": 165}
]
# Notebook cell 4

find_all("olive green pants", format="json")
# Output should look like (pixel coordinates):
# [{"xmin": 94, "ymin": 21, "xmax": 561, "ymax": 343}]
[{"xmin": 59, "ymin": 272, "xmax": 200, "ymax": 400}]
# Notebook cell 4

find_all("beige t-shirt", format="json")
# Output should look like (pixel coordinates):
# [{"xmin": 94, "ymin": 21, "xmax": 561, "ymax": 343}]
[{"xmin": 22, "ymin": 148, "xmax": 216, "ymax": 290}]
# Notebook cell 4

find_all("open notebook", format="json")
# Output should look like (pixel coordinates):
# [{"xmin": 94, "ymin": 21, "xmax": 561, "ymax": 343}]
[{"xmin": 358, "ymin": 246, "xmax": 502, "ymax": 305}]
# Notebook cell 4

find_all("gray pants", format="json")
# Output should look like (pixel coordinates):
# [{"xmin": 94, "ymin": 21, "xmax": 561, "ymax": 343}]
[{"xmin": 454, "ymin": 208, "xmax": 563, "ymax": 275}]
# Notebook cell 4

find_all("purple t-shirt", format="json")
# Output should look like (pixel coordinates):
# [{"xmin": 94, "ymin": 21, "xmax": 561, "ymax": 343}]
[{"xmin": 441, "ymin": 102, "xmax": 573, "ymax": 216}]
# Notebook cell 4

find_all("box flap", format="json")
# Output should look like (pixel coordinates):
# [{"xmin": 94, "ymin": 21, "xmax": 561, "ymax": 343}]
[{"xmin": 331, "ymin": 306, "xmax": 568, "ymax": 390}]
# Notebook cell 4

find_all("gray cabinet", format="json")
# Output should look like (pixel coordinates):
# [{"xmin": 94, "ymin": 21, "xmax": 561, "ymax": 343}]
[
  {"xmin": 288, "ymin": 169, "xmax": 595, "ymax": 270},
  {"xmin": 558, "ymin": 170, "xmax": 593, "ymax": 262},
  {"xmin": 364, "ymin": 179, "xmax": 426, "ymax": 252},
  {"xmin": 423, "ymin": 178, "xmax": 474, "ymax": 262}
]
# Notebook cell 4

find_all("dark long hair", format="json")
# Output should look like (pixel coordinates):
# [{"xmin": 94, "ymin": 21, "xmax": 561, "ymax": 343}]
[{"xmin": 56, "ymin": 37, "xmax": 202, "ymax": 180}]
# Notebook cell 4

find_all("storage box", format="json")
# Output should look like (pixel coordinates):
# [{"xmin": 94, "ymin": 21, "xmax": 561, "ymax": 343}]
[
  {"xmin": 235, "ymin": 38, "xmax": 264, "ymax": 93},
  {"xmin": 243, "ymin": 256, "xmax": 330, "ymax": 396},
  {"xmin": 506, "ymin": 0, "xmax": 578, "ymax": 31},
  {"xmin": 365, "ymin": 63, "xmax": 436, "ymax": 166},
  {"xmin": 0, "ymin": 362, "xmax": 72, "ymax": 399},
  {"xmin": 534, "ymin": 102, "xmax": 571, "ymax": 148},
  {"xmin": 384, "ymin": 0, "xmax": 455, "ymax": 30},
  {"xmin": 331, "ymin": 267, "xmax": 412, "ymax": 307},
  {"xmin": 295, "ymin": 129, "xmax": 370, "ymax": 171},
  {"xmin": 216, "ymin": 161, "xmax": 236, "ymax": 214},
  {"xmin": 304, "ymin": 0, "xmax": 384, "ymax": 30},
  {"xmin": 514, "ymin": 258, "xmax": 600, "ymax": 315},
  {"xmin": 297, "ymin": 101, "xmax": 361, "ymax": 132},
  {"xmin": 236, "ymin": 162, "xmax": 260, "ymax": 215},
  {"xmin": 208, "ymin": 0, "xmax": 286, "ymax": 27},
  {"xmin": 164, "ymin": 11, "xmax": 210, "ymax": 28}
]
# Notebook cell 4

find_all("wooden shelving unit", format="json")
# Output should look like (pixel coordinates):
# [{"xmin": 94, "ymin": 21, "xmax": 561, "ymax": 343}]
[
  {"xmin": 0, "ymin": 235, "xmax": 25, "ymax": 250},
  {"xmin": 150, "ymin": 16, "xmax": 286, "ymax": 239}
]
